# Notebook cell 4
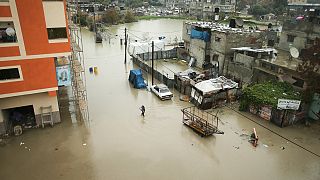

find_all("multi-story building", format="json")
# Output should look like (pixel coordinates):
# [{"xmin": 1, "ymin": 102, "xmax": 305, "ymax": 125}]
[
  {"xmin": 188, "ymin": 0, "xmax": 236, "ymax": 19},
  {"xmin": 278, "ymin": 9, "xmax": 320, "ymax": 52},
  {"xmin": 0, "ymin": 0, "xmax": 71, "ymax": 134},
  {"xmin": 182, "ymin": 21, "xmax": 266, "ymax": 74}
]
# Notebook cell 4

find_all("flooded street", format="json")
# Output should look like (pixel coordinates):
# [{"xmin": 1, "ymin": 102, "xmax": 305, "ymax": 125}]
[{"xmin": 0, "ymin": 19, "xmax": 319, "ymax": 180}]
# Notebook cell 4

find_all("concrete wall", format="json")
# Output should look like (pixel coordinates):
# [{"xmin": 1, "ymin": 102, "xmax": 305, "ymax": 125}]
[
  {"xmin": 190, "ymin": 38, "xmax": 206, "ymax": 68},
  {"xmin": 0, "ymin": 92, "xmax": 60, "ymax": 127},
  {"xmin": 278, "ymin": 20, "xmax": 320, "ymax": 51},
  {"xmin": 278, "ymin": 31, "xmax": 319, "ymax": 51},
  {"xmin": 182, "ymin": 23, "xmax": 191, "ymax": 43},
  {"xmin": 226, "ymin": 53, "xmax": 257, "ymax": 84},
  {"xmin": 210, "ymin": 32, "xmax": 227, "ymax": 54},
  {"xmin": 235, "ymin": 53, "xmax": 255, "ymax": 68}
]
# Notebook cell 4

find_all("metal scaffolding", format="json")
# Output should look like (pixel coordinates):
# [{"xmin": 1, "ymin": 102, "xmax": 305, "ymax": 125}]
[{"xmin": 66, "ymin": 0, "xmax": 89, "ymax": 122}]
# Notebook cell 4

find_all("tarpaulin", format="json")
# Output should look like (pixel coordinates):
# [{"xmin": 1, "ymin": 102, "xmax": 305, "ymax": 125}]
[{"xmin": 190, "ymin": 29, "xmax": 210, "ymax": 42}]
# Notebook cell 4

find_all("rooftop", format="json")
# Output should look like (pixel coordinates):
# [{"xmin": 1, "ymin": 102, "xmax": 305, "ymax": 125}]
[
  {"xmin": 232, "ymin": 47, "xmax": 302, "ymax": 71},
  {"xmin": 186, "ymin": 21, "xmax": 262, "ymax": 34}
]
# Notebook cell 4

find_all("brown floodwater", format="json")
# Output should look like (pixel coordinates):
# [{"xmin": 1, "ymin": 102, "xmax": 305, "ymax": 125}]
[{"xmin": 0, "ymin": 19, "xmax": 319, "ymax": 180}]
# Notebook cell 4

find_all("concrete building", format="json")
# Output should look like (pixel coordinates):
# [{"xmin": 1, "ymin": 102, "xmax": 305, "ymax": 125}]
[
  {"xmin": 0, "ymin": 0, "xmax": 71, "ymax": 134},
  {"xmin": 278, "ymin": 9, "xmax": 320, "ymax": 52},
  {"xmin": 188, "ymin": 0, "xmax": 236, "ymax": 19},
  {"xmin": 182, "ymin": 21, "xmax": 266, "ymax": 75},
  {"xmin": 228, "ymin": 47, "xmax": 307, "ymax": 90}
]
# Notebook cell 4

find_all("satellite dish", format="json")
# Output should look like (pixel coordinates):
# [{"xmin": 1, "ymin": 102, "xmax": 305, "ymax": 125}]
[
  {"xmin": 6, "ymin": 27, "xmax": 15, "ymax": 36},
  {"xmin": 290, "ymin": 47, "xmax": 299, "ymax": 58}
]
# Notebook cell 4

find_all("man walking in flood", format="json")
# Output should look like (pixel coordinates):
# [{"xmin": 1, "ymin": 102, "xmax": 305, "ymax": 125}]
[{"xmin": 140, "ymin": 105, "xmax": 145, "ymax": 116}]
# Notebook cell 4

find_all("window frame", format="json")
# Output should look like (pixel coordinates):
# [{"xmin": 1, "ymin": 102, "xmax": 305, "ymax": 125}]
[
  {"xmin": 287, "ymin": 35, "xmax": 295, "ymax": 43},
  {"xmin": 47, "ymin": 27, "xmax": 68, "ymax": 41},
  {"xmin": 0, "ymin": 65, "xmax": 23, "ymax": 83}
]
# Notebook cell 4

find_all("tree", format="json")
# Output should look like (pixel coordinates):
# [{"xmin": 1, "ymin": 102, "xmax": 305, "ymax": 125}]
[
  {"xmin": 123, "ymin": 11, "xmax": 136, "ymax": 23},
  {"xmin": 102, "ymin": 9, "xmax": 119, "ymax": 24},
  {"xmin": 297, "ymin": 38, "xmax": 320, "ymax": 103},
  {"xmin": 97, "ymin": 0, "xmax": 111, "ymax": 5},
  {"xmin": 248, "ymin": 4, "xmax": 268, "ymax": 16}
]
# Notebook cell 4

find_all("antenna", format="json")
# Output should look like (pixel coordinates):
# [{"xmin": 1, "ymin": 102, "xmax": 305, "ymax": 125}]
[{"xmin": 290, "ymin": 47, "xmax": 299, "ymax": 58}]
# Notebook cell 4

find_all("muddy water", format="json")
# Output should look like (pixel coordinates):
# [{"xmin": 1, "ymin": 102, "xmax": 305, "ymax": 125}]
[{"xmin": 0, "ymin": 19, "xmax": 319, "ymax": 180}]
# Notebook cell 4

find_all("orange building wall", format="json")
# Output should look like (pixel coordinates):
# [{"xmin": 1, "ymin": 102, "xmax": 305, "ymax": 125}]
[
  {"xmin": 15, "ymin": 0, "xmax": 71, "ymax": 56},
  {"xmin": 0, "ymin": 6, "xmax": 12, "ymax": 17},
  {"xmin": 0, "ymin": 57, "xmax": 57, "ymax": 95},
  {"xmin": 0, "ymin": 46, "xmax": 20, "ymax": 57}
]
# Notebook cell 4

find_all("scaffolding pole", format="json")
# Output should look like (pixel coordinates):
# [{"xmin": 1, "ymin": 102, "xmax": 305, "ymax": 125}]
[{"xmin": 66, "ymin": 0, "xmax": 89, "ymax": 122}]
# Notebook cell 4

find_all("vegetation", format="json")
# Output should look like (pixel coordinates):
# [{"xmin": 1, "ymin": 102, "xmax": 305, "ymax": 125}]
[
  {"xmin": 72, "ymin": 12, "xmax": 91, "ymax": 26},
  {"xmin": 125, "ymin": 0, "xmax": 163, "ymax": 8},
  {"xmin": 248, "ymin": 4, "xmax": 268, "ymax": 16},
  {"xmin": 238, "ymin": 0, "xmax": 288, "ymax": 16},
  {"xmin": 239, "ymin": 81, "xmax": 301, "ymax": 111},
  {"xmin": 123, "ymin": 11, "xmax": 137, "ymax": 23},
  {"xmin": 297, "ymin": 38, "xmax": 320, "ymax": 103},
  {"xmin": 102, "ymin": 9, "xmax": 120, "ymax": 24}
]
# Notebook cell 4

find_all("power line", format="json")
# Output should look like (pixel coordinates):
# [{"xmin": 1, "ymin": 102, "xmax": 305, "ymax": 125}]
[{"xmin": 226, "ymin": 105, "xmax": 320, "ymax": 158}]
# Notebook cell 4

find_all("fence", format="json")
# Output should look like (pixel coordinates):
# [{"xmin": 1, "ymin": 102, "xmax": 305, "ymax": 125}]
[
  {"xmin": 137, "ymin": 49, "xmax": 177, "ymax": 61},
  {"xmin": 132, "ymin": 49, "xmax": 178, "ymax": 88}
]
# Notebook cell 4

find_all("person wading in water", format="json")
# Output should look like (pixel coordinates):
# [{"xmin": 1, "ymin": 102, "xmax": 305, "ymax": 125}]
[{"xmin": 140, "ymin": 105, "xmax": 145, "ymax": 116}]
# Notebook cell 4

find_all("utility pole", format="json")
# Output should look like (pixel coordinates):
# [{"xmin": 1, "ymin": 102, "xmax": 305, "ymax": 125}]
[
  {"xmin": 93, "ymin": 0, "xmax": 96, "ymax": 33},
  {"xmin": 124, "ymin": 28, "xmax": 127, "ymax": 64},
  {"xmin": 151, "ymin": 41, "xmax": 154, "ymax": 85}
]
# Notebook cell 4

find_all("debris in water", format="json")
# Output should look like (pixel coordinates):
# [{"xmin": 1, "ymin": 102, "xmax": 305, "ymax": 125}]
[
  {"xmin": 82, "ymin": 143, "xmax": 87, "ymax": 146},
  {"xmin": 281, "ymin": 146, "xmax": 285, "ymax": 150},
  {"xmin": 20, "ymin": 142, "xmax": 25, "ymax": 146},
  {"xmin": 55, "ymin": 148, "xmax": 59, "ymax": 151},
  {"xmin": 240, "ymin": 133, "xmax": 249, "ymax": 137},
  {"xmin": 179, "ymin": 95, "xmax": 190, "ymax": 102},
  {"xmin": 263, "ymin": 144, "xmax": 269, "ymax": 148},
  {"xmin": 233, "ymin": 146, "xmax": 240, "ymax": 150},
  {"xmin": 191, "ymin": 143, "xmax": 194, "ymax": 146}
]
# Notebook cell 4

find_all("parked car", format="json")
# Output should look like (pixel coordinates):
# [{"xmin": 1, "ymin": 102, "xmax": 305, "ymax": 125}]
[{"xmin": 151, "ymin": 84, "xmax": 173, "ymax": 100}]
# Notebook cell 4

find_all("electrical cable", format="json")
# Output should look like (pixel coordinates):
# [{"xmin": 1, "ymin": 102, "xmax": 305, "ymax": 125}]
[{"xmin": 226, "ymin": 105, "xmax": 320, "ymax": 158}]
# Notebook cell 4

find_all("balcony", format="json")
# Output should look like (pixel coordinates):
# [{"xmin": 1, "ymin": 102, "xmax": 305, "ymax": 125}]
[{"xmin": 0, "ymin": 21, "xmax": 18, "ymax": 47}]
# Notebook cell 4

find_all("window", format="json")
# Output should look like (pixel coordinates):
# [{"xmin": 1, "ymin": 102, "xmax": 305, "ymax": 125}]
[
  {"xmin": 307, "ymin": 38, "xmax": 314, "ymax": 45},
  {"xmin": 287, "ymin": 35, "xmax": 295, "ymax": 43},
  {"xmin": 292, "ymin": 77, "xmax": 304, "ymax": 88},
  {"xmin": 0, "ymin": 21, "xmax": 17, "ymax": 43},
  {"xmin": 261, "ymin": 62, "xmax": 267, "ymax": 68},
  {"xmin": 0, "ymin": 66, "xmax": 23, "ymax": 83},
  {"xmin": 47, "ymin": 28, "xmax": 67, "ymax": 39}
]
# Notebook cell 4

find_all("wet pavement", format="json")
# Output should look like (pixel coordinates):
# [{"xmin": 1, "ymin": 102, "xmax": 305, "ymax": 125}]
[{"xmin": 0, "ymin": 19, "xmax": 319, "ymax": 180}]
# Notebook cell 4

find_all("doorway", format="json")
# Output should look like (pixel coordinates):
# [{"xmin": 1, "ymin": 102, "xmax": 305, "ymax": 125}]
[{"xmin": 2, "ymin": 105, "xmax": 36, "ymax": 135}]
